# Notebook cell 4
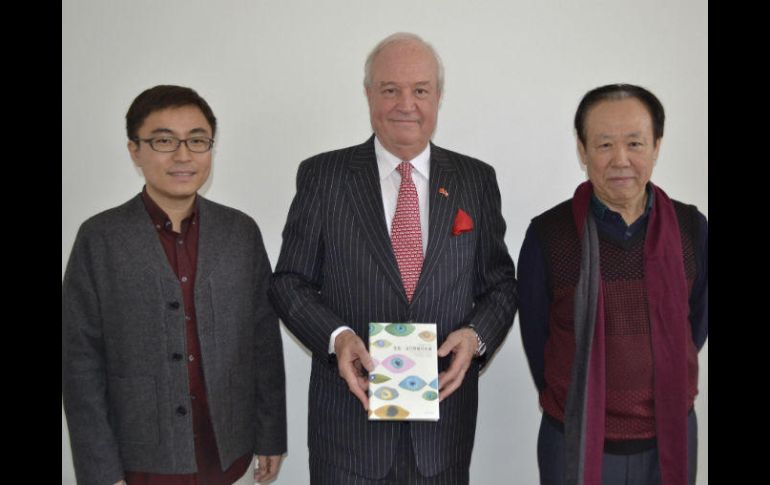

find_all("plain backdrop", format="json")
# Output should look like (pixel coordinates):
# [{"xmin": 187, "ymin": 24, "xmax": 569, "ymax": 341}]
[{"xmin": 62, "ymin": 1, "xmax": 707, "ymax": 484}]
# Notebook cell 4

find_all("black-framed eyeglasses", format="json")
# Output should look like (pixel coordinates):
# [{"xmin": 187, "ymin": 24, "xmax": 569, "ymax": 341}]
[{"xmin": 134, "ymin": 135, "xmax": 215, "ymax": 153}]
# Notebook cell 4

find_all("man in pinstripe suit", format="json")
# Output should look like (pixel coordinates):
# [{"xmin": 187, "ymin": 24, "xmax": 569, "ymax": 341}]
[{"xmin": 270, "ymin": 33, "xmax": 517, "ymax": 484}]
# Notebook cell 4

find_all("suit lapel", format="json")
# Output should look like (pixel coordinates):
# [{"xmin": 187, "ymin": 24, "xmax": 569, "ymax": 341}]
[
  {"xmin": 412, "ymin": 144, "xmax": 458, "ymax": 303},
  {"xmin": 346, "ymin": 137, "xmax": 408, "ymax": 302}
]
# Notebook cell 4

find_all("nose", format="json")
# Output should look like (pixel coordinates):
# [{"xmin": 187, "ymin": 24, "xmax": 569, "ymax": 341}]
[
  {"xmin": 173, "ymin": 141, "xmax": 193, "ymax": 162},
  {"xmin": 610, "ymin": 145, "xmax": 631, "ymax": 167},
  {"xmin": 395, "ymin": 91, "xmax": 416, "ymax": 112}
]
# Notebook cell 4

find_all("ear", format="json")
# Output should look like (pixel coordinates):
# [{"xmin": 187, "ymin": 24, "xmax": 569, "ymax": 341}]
[
  {"xmin": 577, "ymin": 139, "xmax": 588, "ymax": 166},
  {"xmin": 364, "ymin": 85, "xmax": 375, "ymax": 109},
  {"xmin": 652, "ymin": 137, "xmax": 662, "ymax": 162},
  {"xmin": 128, "ymin": 139, "xmax": 141, "ymax": 165}
]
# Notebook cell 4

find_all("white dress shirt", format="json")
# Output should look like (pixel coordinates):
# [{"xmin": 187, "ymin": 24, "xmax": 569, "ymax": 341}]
[{"xmin": 328, "ymin": 137, "xmax": 431, "ymax": 352}]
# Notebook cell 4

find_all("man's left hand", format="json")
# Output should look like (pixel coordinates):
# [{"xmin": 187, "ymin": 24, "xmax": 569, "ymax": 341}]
[
  {"xmin": 254, "ymin": 454, "xmax": 283, "ymax": 484},
  {"xmin": 437, "ymin": 327, "xmax": 478, "ymax": 402}
]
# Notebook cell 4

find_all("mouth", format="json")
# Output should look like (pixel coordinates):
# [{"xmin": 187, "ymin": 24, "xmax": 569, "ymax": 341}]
[
  {"xmin": 168, "ymin": 171, "xmax": 196, "ymax": 178},
  {"xmin": 607, "ymin": 176, "xmax": 635, "ymax": 185}
]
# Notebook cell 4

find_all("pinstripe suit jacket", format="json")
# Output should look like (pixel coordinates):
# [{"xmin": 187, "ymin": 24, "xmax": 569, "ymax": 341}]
[{"xmin": 269, "ymin": 136, "xmax": 517, "ymax": 478}]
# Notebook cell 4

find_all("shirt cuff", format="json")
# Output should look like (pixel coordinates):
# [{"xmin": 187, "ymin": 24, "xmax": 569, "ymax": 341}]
[{"xmin": 329, "ymin": 326, "xmax": 354, "ymax": 354}]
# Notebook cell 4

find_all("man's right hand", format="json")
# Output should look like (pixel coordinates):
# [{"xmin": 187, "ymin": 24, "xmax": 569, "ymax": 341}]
[{"xmin": 334, "ymin": 329, "xmax": 374, "ymax": 410}]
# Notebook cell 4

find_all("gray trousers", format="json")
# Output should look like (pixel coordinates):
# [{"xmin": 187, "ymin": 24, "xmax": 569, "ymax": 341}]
[{"xmin": 537, "ymin": 411, "xmax": 698, "ymax": 485}]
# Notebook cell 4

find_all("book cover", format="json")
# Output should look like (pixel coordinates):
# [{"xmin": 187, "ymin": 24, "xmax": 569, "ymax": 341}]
[{"xmin": 367, "ymin": 322, "xmax": 439, "ymax": 421}]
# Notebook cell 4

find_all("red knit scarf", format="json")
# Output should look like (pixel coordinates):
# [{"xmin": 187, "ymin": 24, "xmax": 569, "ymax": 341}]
[{"xmin": 572, "ymin": 181, "xmax": 689, "ymax": 484}]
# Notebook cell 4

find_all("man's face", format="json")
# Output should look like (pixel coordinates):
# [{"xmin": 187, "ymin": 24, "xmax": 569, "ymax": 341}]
[
  {"xmin": 128, "ymin": 105, "xmax": 212, "ymax": 208},
  {"xmin": 578, "ymin": 98, "xmax": 660, "ymax": 211},
  {"xmin": 366, "ymin": 40, "xmax": 441, "ymax": 161}
]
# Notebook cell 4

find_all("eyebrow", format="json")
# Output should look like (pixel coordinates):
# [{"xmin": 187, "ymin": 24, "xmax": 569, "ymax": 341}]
[
  {"xmin": 378, "ymin": 81, "xmax": 433, "ymax": 87},
  {"xmin": 147, "ymin": 127, "xmax": 210, "ymax": 136},
  {"xmin": 595, "ymin": 131, "xmax": 645, "ymax": 140}
]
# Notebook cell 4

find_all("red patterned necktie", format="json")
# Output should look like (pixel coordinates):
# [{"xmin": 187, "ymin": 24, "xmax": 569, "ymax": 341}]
[{"xmin": 391, "ymin": 161, "xmax": 424, "ymax": 302}]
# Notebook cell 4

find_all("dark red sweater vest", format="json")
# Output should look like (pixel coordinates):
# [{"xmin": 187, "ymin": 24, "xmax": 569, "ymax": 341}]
[{"xmin": 533, "ymin": 199, "xmax": 700, "ymax": 441}]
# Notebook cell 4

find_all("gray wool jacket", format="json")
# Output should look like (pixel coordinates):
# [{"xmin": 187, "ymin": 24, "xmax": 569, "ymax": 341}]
[{"xmin": 62, "ymin": 194, "xmax": 287, "ymax": 485}]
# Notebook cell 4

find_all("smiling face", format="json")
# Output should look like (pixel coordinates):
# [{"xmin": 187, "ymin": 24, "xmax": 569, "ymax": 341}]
[
  {"xmin": 128, "ymin": 105, "xmax": 212, "ymax": 209},
  {"xmin": 365, "ymin": 40, "xmax": 441, "ymax": 161},
  {"xmin": 578, "ymin": 97, "xmax": 661, "ymax": 215}
]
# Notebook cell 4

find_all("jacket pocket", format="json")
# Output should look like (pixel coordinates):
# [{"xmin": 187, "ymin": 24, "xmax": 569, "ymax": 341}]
[{"xmin": 108, "ymin": 375, "xmax": 160, "ymax": 444}]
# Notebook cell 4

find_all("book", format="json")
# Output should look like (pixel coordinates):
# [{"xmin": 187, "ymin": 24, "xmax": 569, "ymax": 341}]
[{"xmin": 367, "ymin": 322, "xmax": 439, "ymax": 421}]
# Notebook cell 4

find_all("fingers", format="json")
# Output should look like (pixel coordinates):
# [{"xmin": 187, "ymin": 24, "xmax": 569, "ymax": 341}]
[
  {"xmin": 438, "ymin": 356, "xmax": 469, "ymax": 402},
  {"xmin": 335, "ymin": 331, "xmax": 372, "ymax": 410},
  {"xmin": 254, "ymin": 455, "xmax": 283, "ymax": 483},
  {"xmin": 437, "ymin": 328, "xmax": 477, "ymax": 402},
  {"xmin": 344, "ymin": 368, "xmax": 370, "ymax": 410},
  {"xmin": 436, "ymin": 331, "xmax": 460, "ymax": 358}
]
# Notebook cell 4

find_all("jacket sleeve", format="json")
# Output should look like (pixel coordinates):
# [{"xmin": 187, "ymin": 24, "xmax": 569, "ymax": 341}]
[
  {"xmin": 62, "ymin": 224, "xmax": 124, "ymax": 485},
  {"xmin": 516, "ymin": 223, "xmax": 550, "ymax": 392},
  {"xmin": 252, "ymin": 223, "xmax": 288, "ymax": 455},
  {"xmin": 269, "ymin": 159, "xmax": 348, "ymax": 359},
  {"xmin": 465, "ymin": 165, "xmax": 518, "ymax": 366}
]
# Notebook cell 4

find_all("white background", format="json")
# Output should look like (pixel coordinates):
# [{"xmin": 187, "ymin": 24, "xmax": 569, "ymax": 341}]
[{"xmin": 62, "ymin": 1, "xmax": 707, "ymax": 483}]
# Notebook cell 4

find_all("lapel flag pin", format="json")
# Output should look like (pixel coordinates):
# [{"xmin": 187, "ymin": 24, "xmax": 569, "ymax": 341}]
[{"xmin": 439, "ymin": 187, "xmax": 449, "ymax": 198}]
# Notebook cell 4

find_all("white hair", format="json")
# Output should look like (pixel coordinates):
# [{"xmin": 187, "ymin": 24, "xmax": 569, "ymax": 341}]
[{"xmin": 363, "ymin": 32, "xmax": 444, "ymax": 92}]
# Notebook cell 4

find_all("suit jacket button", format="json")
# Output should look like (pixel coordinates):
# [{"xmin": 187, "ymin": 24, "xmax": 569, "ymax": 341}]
[
  {"xmin": 168, "ymin": 301, "xmax": 180, "ymax": 310},
  {"xmin": 172, "ymin": 353, "xmax": 183, "ymax": 361},
  {"xmin": 176, "ymin": 406, "xmax": 187, "ymax": 416}
]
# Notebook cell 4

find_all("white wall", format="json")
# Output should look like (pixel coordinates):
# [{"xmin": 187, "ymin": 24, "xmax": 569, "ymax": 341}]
[{"xmin": 62, "ymin": 1, "xmax": 708, "ymax": 483}]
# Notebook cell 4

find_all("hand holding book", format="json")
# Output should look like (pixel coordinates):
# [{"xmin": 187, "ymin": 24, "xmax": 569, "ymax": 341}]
[
  {"xmin": 436, "ymin": 327, "xmax": 479, "ymax": 402},
  {"xmin": 335, "ymin": 329, "xmax": 375, "ymax": 410}
]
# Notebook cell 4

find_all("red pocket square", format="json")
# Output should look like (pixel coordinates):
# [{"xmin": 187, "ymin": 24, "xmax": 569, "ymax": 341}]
[{"xmin": 451, "ymin": 208, "xmax": 473, "ymax": 236}]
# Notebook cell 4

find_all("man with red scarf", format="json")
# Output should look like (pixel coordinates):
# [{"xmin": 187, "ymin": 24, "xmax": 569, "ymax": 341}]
[{"xmin": 518, "ymin": 84, "xmax": 707, "ymax": 485}]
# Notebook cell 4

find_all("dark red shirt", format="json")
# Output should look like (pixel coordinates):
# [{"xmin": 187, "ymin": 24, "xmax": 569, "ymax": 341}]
[{"xmin": 124, "ymin": 190, "xmax": 251, "ymax": 485}]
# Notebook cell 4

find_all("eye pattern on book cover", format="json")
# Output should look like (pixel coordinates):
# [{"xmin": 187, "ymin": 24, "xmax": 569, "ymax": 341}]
[
  {"xmin": 372, "ymin": 387, "xmax": 399, "ymax": 400},
  {"xmin": 373, "ymin": 404, "xmax": 410, "ymax": 419},
  {"xmin": 369, "ymin": 323, "xmax": 384, "ymax": 336},
  {"xmin": 429, "ymin": 378, "xmax": 439, "ymax": 389},
  {"xmin": 371, "ymin": 339, "xmax": 392, "ymax": 348},
  {"xmin": 369, "ymin": 373, "xmax": 391, "ymax": 384},
  {"xmin": 385, "ymin": 323, "xmax": 415, "ymax": 337},
  {"xmin": 398, "ymin": 375, "xmax": 427, "ymax": 391},
  {"xmin": 418, "ymin": 330, "xmax": 436, "ymax": 341},
  {"xmin": 381, "ymin": 354, "xmax": 416, "ymax": 373},
  {"xmin": 422, "ymin": 390, "xmax": 438, "ymax": 401}
]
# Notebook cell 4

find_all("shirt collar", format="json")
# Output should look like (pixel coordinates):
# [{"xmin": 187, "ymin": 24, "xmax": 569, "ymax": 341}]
[
  {"xmin": 590, "ymin": 182, "xmax": 654, "ymax": 223},
  {"xmin": 140, "ymin": 186, "xmax": 199, "ymax": 232},
  {"xmin": 374, "ymin": 136, "xmax": 431, "ymax": 181}
]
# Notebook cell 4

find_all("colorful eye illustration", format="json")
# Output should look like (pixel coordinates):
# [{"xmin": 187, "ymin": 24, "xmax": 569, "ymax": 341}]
[
  {"xmin": 418, "ymin": 330, "xmax": 436, "ymax": 342},
  {"xmin": 369, "ymin": 373, "xmax": 391, "ymax": 384},
  {"xmin": 371, "ymin": 339, "xmax": 392, "ymax": 348},
  {"xmin": 385, "ymin": 323, "xmax": 415, "ymax": 337},
  {"xmin": 381, "ymin": 354, "xmax": 416, "ymax": 373},
  {"xmin": 369, "ymin": 323, "xmax": 383, "ymax": 336},
  {"xmin": 398, "ymin": 375, "xmax": 427, "ymax": 391},
  {"xmin": 422, "ymin": 390, "xmax": 438, "ymax": 401},
  {"xmin": 429, "ymin": 378, "xmax": 439, "ymax": 389},
  {"xmin": 372, "ymin": 387, "xmax": 399, "ymax": 401},
  {"xmin": 373, "ymin": 405, "xmax": 410, "ymax": 420}
]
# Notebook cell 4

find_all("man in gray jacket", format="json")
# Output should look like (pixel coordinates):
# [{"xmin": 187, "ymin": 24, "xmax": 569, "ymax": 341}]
[{"xmin": 62, "ymin": 85, "xmax": 286, "ymax": 485}]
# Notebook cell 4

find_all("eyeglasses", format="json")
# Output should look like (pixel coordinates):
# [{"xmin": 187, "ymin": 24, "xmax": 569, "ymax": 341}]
[{"xmin": 134, "ymin": 135, "xmax": 214, "ymax": 153}]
